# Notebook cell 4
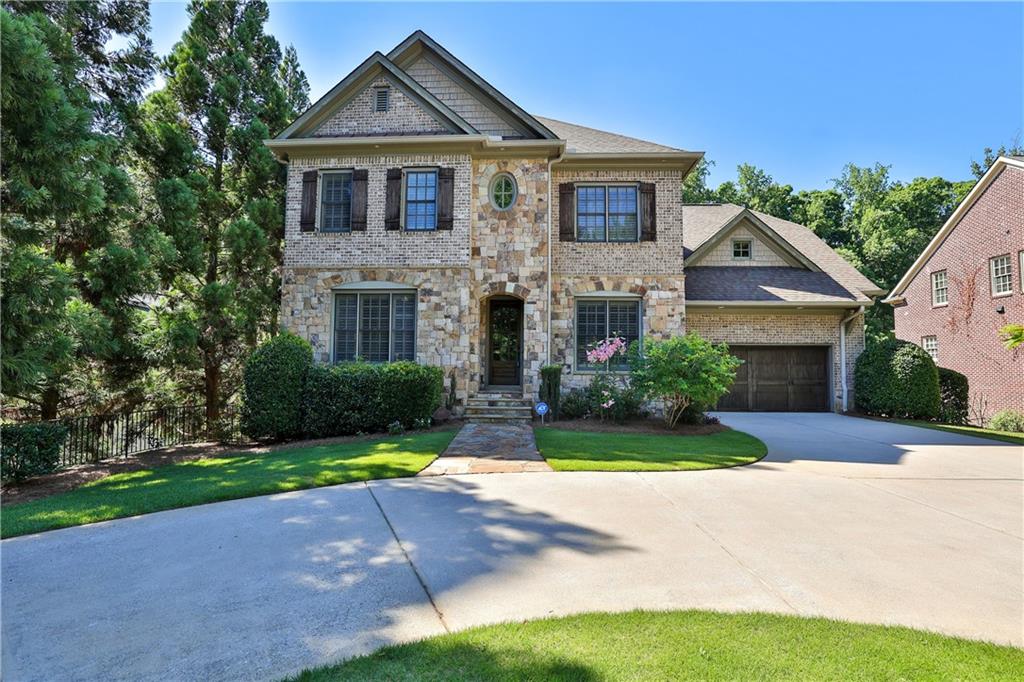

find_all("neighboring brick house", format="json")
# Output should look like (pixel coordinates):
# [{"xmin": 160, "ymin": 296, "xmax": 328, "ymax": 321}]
[
  {"xmin": 266, "ymin": 31, "xmax": 882, "ymax": 417},
  {"xmin": 885, "ymin": 156, "xmax": 1024, "ymax": 417}
]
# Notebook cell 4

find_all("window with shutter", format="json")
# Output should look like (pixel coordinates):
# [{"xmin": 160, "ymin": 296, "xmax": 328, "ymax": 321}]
[
  {"xmin": 320, "ymin": 171, "xmax": 352, "ymax": 232},
  {"xmin": 575, "ymin": 185, "xmax": 639, "ymax": 242},
  {"xmin": 403, "ymin": 169, "xmax": 438, "ymax": 231}
]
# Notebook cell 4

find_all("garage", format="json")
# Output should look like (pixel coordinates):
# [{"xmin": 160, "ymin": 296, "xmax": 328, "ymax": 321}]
[{"xmin": 718, "ymin": 346, "xmax": 830, "ymax": 411}]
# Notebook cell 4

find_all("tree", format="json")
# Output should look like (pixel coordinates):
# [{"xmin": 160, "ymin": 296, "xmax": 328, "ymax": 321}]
[
  {"xmin": 1001, "ymin": 324, "xmax": 1024, "ymax": 350},
  {"xmin": 681, "ymin": 157, "xmax": 717, "ymax": 204},
  {"xmin": 277, "ymin": 44, "xmax": 310, "ymax": 119},
  {"xmin": 970, "ymin": 140, "xmax": 1024, "ymax": 179},
  {"xmin": 135, "ymin": 0, "xmax": 292, "ymax": 426},
  {"xmin": 792, "ymin": 188, "xmax": 848, "ymax": 248}
]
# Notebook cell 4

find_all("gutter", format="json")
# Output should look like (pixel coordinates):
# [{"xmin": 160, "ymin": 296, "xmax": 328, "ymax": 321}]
[
  {"xmin": 546, "ymin": 150, "xmax": 565, "ymax": 367},
  {"xmin": 839, "ymin": 306, "xmax": 864, "ymax": 412}
]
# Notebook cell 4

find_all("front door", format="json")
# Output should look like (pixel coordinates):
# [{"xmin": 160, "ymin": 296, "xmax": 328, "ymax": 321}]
[{"xmin": 488, "ymin": 298, "xmax": 523, "ymax": 386}]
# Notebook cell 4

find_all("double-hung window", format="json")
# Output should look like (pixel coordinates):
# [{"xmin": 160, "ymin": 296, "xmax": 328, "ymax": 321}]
[
  {"xmin": 931, "ymin": 270, "xmax": 948, "ymax": 306},
  {"xmin": 320, "ymin": 171, "xmax": 353, "ymax": 232},
  {"xmin": 404, "ymin": 169, "xmax": 438, "ymax": 231},
  {"xmin": 576, "ymin": 185, "xmax": 639, "ymax": 242},
  {"xmin": 990, "ymin": 254, "xmax": 1012, "ymax": 296},
  {"xmin": 575, "ymin": 299, "xmax": 641, "ymax": 371},
  {"xmin": 333, "ymin": 291, "xmax": 416, "ymax": 363},
  {"xmin": 921, "ymin": 336, "xmax": 938, "ymax": 361}
]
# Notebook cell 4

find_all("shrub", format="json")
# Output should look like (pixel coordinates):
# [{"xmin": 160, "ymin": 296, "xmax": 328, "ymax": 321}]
[
  {"xmin": 560, "ymin": 388, "xmax": 590, "ymax": 420},
  {"xmin": 989, "ymin": 409, "xmax": 1024, "ymax": 433},
  {"xmin": 629, "ymin": 334, "xmax": 741, "ymax": 429},
  {"xmin": 539, "ymin": 364, "xmax": 562, "ymax": 420},
  {"xmin": 937, "ymin": 367, "xmax": 969, "ymax": 425},
  {"xmin": 588, "ymin": 374, "xmax": 644, "ymax": 423},
  {"xmin": 302, "ymin": 362, "xmax": 443, "ymax": 439},
  {"xmin": 241, "ymin": 333, "xmax": 313, "ymax": 441},
  {"xmin": 676, "ymin": 401, "xmax": 710, "ymax": 426},
  {"xmin": 855, "ymin": 339, "xmax": 940, "ymax": 419},
  {"xmin": 1, "ymin": 422, "xmax": 69, "ymax": 482}
]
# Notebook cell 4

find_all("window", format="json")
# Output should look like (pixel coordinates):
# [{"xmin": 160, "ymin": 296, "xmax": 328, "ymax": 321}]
[
  {"xmin": 320, "ymin": 171, "xmax": 352, "ymax": 232},
  {"xmin": 921, "ymin": 336, "xmax": 938, "ymax": 361},
  {"xmin": 931, "ymin": 270, "xmax": 948, "ymax": 306},
  {"xmin": 576, "ymin": 185, "xmax": 638, "ymax": 242},
  {"xmin": 374, "ymin": 87, "xmax": 390, "ymax": 112},
  {"xmin": 575, "ymin": 299, "xmax": 641, "ymax": 371},
  {"xmin": 990, "ymin": 254, "xmax": 1012, "ymax": 295},
  {"xmin": 333, "ymin": 291, "xmax": 416, "ymax": 362},
  {"xmin": 1019, "ymin": 251, "xmax": 1023, "ymax": 292},
  {"xmin": 490, "ymin": 173, "xmax": 517, "ymax": 211},
  {"xmin": 404, "ymin": 170, "xmax": 437, "ymax": 231},
  {"xmin": 732, "ymin": 239, "xmax": 752, "ymax": 260}
]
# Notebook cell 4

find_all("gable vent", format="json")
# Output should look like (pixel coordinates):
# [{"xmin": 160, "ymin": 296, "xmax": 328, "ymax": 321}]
[{"xmin": 374, "ymin": 87, "xmax": 390, "ymax": 112}]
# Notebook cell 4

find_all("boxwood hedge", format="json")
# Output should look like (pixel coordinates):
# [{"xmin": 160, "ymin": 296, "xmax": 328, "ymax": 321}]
[
  {"xmin": 937, "ymin": 367, "xmax": 969, "ymax": 426},
  {"xmin": 1, "ymin": 422, "xmax": 69, "ymax": 482},
  {"xmin": 855, "ymin": 338, "xmax": 940, "ymax": 419},
  {"xmin": 241, "ymin": 333, "xmax": 313, "ymax": 441}
]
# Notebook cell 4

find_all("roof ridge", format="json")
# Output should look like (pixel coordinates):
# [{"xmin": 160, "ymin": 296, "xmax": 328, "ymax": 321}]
[{"xmin": 533, "ymin": 115, "xmax": 687, "ymax": 152}]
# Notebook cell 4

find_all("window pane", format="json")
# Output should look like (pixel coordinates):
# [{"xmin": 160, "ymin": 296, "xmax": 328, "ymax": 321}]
[
  {"xmin": 931, "ymin": 270, "xmax": 948, "ymax": 305},
  {"xmin": 321, "ymin": 173, "xmax": 352, "ymax": 232},
  {"xmin": 733, "ymin": 240, "xmax": 751, "ymax": 259},
  {"xmin": 575, "ymin": 300, "xmax": 608, "ymax": 369},
  {"xmin": 607, "ymin": 187, "xmax": 638, "ymax": 242},
  {"xmin": 607, "ymin": 301, "xmax": 640, "ymax": 370},
  {"xmin": 359, "ymin": 294, "xmax": 391, "ymax": 362},
  {"xmin": 333, "ymin": 294, "xmax": 358, "ymax": 362},
  {"xmin": 391, "ymin": 293, "xmax": 416, "ymax": 361},
  {"xmin": 576, "ymin": 186, "xmax": 606, "ymax": 242},
  {"xmin": 405, "ymin": 171, "xmax": 437, "ymax": 231},
  {"xmin": 991, "ymin": 255, "xmax": 1012, "ymax": 294}
]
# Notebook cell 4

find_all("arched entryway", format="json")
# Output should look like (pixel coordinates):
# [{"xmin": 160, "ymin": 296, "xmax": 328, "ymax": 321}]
[{"xmin": 485, "ymin": 296, "xmax": 524, "ymax": 387}]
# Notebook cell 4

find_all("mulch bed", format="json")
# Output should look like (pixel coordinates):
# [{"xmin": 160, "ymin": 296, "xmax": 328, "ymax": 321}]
[
  {"xmin": 0, "ymin": 422, "xmax": 462, "ymax": 507},
  {"xmin": 539, "ymin": 418, "xmax": 728, "ymax": 436}
]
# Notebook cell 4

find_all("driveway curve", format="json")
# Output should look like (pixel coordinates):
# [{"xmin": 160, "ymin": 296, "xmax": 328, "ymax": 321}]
[{"xmin": 2, "ymin": 414, "xmax": 1021, "ymax": 681}]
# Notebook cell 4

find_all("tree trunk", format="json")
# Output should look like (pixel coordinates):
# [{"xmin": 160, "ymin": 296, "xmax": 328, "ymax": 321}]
[
  {"xmin": 204, "ymin": 353, "xmax": 221, "ymax": 435},
  {"xmin": 40, "ymin": 385, "xmax": 60, "ymax": 420}
]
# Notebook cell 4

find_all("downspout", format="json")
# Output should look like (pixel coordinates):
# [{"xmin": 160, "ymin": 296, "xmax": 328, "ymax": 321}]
[
  {"xmin": 839, "ymin": 306, "xmax": 864, "ymax": 412},
  {"xmin": 546, "ymin": 150, "xmax": 565, "ymax": 366}
]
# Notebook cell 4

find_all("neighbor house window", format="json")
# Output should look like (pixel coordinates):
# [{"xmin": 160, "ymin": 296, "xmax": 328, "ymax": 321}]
[
  {"xmin": 403, "ymin": 169, "xmax": 437, "ymax": 231},
  {"xmin": 320, "ymin": 171, "xmax": 352, "ymax": 232},
  {"xmin": 732, "ymin": 238, "xmax": 752, "ymax": 260},
  {"xmin": 990, "ymin": 254, "xmax": 1012, "ymax": 296},
  {"xmin": 334, "ymin": 291, "xmax": 416, "ymax": 363},
  {"xmin": 576, "ymin": 185, "xmax": 639, "ymax": 242},
  {"xmin": 1019, "ymin": 251, "xmax": 1023, "ymax": 292},
  {"xmin": 931, "ymin": 270, "xmax": 948, "ymax": 306},
  {"xmin": 921, "ymin": 336, "xmax": 938, "ymax": 361},
  {"xmin": 575, "ymin": 299, "xmax": 641, "ymax": 371},
  {"xmin": 374, "ymin": 87, "xmax": 390, "ymax": 112}
]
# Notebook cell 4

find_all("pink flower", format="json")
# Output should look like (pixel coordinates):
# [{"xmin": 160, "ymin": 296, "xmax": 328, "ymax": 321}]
[
  {"xmin": 601, "ymin": 399, "xmax": 616, "ymax": 409},
  {"xmin": 586, "ymin": 337, "xmax": 627, "ymax": 364}
]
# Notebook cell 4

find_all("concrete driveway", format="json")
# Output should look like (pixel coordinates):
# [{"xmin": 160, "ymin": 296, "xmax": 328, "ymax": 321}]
[{"xmin": 2, "ymin": 414, "xmax": 1021, "ymax": 681}]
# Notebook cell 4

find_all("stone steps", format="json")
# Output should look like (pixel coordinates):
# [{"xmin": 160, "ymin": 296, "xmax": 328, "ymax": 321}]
[{"xmin": 465, "ymin": 393, "xmax": 534, "ymax": 424}]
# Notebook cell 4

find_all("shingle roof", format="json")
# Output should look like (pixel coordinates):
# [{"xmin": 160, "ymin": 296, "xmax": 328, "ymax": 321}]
[
  {"xmin": 685, "ymin": 266, "xmax": 866, "ymax": 303},
  {"xmin": 534, "ymin": 116, "xmax": 687, "ymax": 154},
  {"xmin": 681, "ymin": 204, "xmax": 883, "ymax": 297}
]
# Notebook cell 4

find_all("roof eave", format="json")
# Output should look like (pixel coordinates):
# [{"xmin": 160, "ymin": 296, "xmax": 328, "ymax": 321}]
[
  {"xmin": 555, "ymin": 151, "xmax": 703, "ymax": 172},
  {"xmin": 685, "ymin": 299, "xmax": 873, "ymax": 309},
  {"xmin": 263, "ymin": 135, "xmax": 565, "ymax": 160}
]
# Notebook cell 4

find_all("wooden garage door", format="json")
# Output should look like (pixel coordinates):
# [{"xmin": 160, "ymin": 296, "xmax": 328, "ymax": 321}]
[{"xmin": 718, "ymin": 346, "xmax": 829, "ymax": 411}]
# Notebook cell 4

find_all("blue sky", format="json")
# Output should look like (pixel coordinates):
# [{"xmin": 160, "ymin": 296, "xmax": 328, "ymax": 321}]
[{"xmin": 149, "ymin": 1, "xmax": 1022, "ymax": 190}]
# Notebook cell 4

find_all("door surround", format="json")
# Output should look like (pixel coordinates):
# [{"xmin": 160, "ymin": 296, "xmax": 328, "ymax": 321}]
[{"xmin": 486, "ymin": 296, "xmax": 524, "ymax": 387}]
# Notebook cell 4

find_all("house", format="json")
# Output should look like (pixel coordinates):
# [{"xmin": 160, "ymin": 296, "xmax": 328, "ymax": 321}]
[
  {"xmin": 885, "ymin": 156, "xmax": 1023, "ymax": 417},
  {"xmin": 265, "ymin": 31, "xmax": 881, "ymax": 416}
]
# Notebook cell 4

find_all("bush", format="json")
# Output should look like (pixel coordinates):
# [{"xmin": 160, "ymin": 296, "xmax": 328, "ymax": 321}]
[
  {"xmin": 560, "ymin": 388, "xmax": 590, "ymax": 420},
  {"xmin": 629, "ymin": 334, "xmax": 741, "ymax": 429},
  {"xmin": 989, "ymin": 409, "xmax": 1024, "ymax": 433},
  {"xmin": 1, "ymin": 422, "xmax": 69, "ymax": 482},
  {"xmin": 539, "ymin": 364, "xmax": 562, "ymax": 420},
  {"xmin": 556, "ymin": 377, "xmax": 644, "ymax": 423},
  {"xmin": 241, "ymin": 333, "xmax": 313, "ymax": 441},
  {"xmin": 855, "ymin": 339, "xmax": 940, "ymax": 419},
  {"xmin": 676, "ymin": 401, "xmax": 710, "ymax": 426},
  {"xmin": 937, "ymin": 367, "xmax": 969, "ymax": 425},
  {"xmin": 302, "ymin": 361, "xmax": 443, "ymax": 439}
]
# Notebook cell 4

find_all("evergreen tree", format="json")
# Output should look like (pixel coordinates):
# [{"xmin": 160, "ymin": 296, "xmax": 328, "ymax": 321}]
[{"xmin": 278, "ymin": 44, "xmax": 310, "ymax": 119}]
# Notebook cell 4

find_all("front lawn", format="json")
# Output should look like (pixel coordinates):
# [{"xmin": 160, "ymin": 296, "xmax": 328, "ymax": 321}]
[
  {"xmin": 534, "ymin": 426, "xmax": 766, "ymax": 472},
  {"xmin": 289, "ymin": 610, "xmax": 1024, "ymax": 681},
  {"xmin": 1, "ymin": 429, "xmax": 456, "ymax": 538},
  {"xmin": 895, "ymin": 419, "xmax": 1024, "ymax": 446}
]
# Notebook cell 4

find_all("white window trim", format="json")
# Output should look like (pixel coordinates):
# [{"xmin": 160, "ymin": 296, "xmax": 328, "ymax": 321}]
[
  {"xmin": 732, "ymin": 238, "xmax": 753, "ymax": 261},
  {"xmin": 1019, "ymin": 250, "xmax": 1023, "ymax": 293},
  {"xmin": 317, "ymin": 169, "xmax": 354, "ymax": 233},
  {"xmin": 990, "ymin": 254, "xmax": 1013, "ymax": 297},
  {"xmin": 400, "ymin": 167, "xmax": 439, "ymax": 232},
  {"xmin": 331, "ymin": 289, "xmax": 417, "ymax": 364},
  {"xmin": 575, "ymin": 183, "xmax": 641, "ymax": 243},
  {"xmin": 573, "ymin": 297, "xmax": 643, "ymax": 374},
  {"xmin": 921, "ymin": 335, "xmax": 938, "ymax": 361},
  {"xmin": 930, "ymin": 269, "xmax": 948, "ymax": 307}
]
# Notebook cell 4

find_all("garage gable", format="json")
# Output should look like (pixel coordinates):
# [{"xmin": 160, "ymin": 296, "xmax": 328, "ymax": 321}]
[{"xmin": 685, "ymin": 210, "xmax": 819, "ymax": 271}]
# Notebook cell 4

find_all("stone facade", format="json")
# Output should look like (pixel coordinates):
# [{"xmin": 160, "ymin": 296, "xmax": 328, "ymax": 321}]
[
  {"xmin": 686, "ymin": 309, "xmax": 865, "ymax": 412},
  {"xmin": 313, "ymin": 78, "xmax": 450, "ymax": 137}
]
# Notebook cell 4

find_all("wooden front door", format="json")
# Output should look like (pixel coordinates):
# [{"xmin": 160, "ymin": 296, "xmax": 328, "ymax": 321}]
[
  {"xmin": 488, "ymin": 298, "xmax": 523, "ymax": 386},
  {"xmin": 719, "ymin": 346, "xmax": 829, "ymax": 411}
]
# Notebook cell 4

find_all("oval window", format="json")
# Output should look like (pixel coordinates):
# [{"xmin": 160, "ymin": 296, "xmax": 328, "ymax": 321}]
[{"xmin": 489, "ymin": 173, "xmax": 517, "ymax": 211}]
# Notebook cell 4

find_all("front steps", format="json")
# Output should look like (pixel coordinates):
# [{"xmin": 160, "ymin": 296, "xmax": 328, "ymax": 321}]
[{"xmin": 464, "ymin": 392, "xmax": 534, "ymax": 424}]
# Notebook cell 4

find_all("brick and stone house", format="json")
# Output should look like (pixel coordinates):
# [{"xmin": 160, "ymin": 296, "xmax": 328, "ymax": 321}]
[
  {"xmin": 885, "ymin": 156, "xmax": 1023, "ymax": 417},
  {"xmin": 266, "ymin": 31, "xmax": 882, "ymax": 417}
]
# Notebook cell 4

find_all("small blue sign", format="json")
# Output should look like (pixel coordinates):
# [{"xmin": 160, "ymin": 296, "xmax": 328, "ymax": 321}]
[{"xmin": 535, "ymin": 402, "xmax": 549, "ymax": 416}]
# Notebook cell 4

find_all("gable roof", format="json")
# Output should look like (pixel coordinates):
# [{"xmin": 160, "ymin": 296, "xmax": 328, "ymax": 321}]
[
  {"xmin": 885, "ymin": 155, "xmax": 1024, "ymax": 303},
  {"xmin": 534, "ymin": 117, "xmax": 686, "ymax": 154},
  {"xmin": 275, "ymin": 51, "xmax": 477, "ymax": 139},
  {"xmin": 685, "ymin": 266, "xmax": 869, "ymax": 304},
  {"xmin": 684, "ymin": 206, "xmax": 820, "ymax": 272},
  {"xmin": 682, "ymin": 204, "xmax": 883, "ymax": 299}
]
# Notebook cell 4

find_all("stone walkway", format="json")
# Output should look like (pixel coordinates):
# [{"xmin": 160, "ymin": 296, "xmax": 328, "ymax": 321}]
[{"xmin": 418, "ymin": 423, "xmax": 552, "ymax": 475}]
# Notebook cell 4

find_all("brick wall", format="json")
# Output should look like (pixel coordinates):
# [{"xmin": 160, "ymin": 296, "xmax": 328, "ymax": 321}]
[
  {"xmin": 892, "ymin": 164, "xmax": 1023, "ymax": 417},
  {"xmin": 312, "ymin": 78, "xmax": 450, "ymax": 137}
]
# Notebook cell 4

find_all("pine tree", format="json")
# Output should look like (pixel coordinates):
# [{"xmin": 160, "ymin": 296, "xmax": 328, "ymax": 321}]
[{"xmin": 278, "ymin": 44, "xmax": 310, "ymax": 119}]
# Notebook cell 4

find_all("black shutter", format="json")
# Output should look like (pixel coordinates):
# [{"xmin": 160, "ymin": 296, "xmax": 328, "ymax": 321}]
[
  {"xmin": 300, "ymin": 170, "xmax": 318, "ymax": 232},
  {"xmin": 384, "ymin": 168, "xmax": 402, "ymax": 230},
  {"xmin": 437, "ymin": 167, "xmax": 455, "ymax": 230},
  {"xmin": 558, "ymin": 182, "xmax": 575, "ymax": 241},
  {"xmin": 640, "ymin": 182, "xmax": 656, "ymax": 241},
  {"xmin": 350, "ymin": 169, "xmax": 368, "ymax": 231}
]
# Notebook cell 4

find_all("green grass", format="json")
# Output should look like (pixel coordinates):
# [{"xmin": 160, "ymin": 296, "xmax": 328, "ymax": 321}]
[
  {"xmin": 534, "ymin": 427, "xmax": 766, "ymax": 472},
  {"xmin": 289, "ymin": 610, "xmax": 1024, "ymax": 681},
  {"xmin": 1, "ymin": 429, "xmax": 456, "ymax": 538},
  {"xmin": 894, "ymin": 420, "xmax": 1024, "ymax": 445}
]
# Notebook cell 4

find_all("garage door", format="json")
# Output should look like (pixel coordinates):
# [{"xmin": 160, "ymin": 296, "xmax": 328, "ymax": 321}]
[{"xmin": 718, "ymin": 346, "xmax": 830, "ymax": 411}]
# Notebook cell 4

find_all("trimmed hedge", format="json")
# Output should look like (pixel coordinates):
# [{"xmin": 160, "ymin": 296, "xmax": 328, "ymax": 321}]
[
  {"xmin": 937, "ymin": 367, "xmax": 969, "ymax": 426},
  {"xmin": 302, "ymin": 361, "xmax": 443, "ymax": 439},
  {"xmin": 855, "ymin": 339, "xmax": 940, "ymax": 420},
  {"xmin": 2, "ymin": 422, "xmax": 69, "ymax": 482},
  {"xmin": 539, "ymin": 365, "xmax": 562, "ymax": 420},
  {"xmin": 241, "ymin": 333, "xmax": 313, "ymax": 441}
]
